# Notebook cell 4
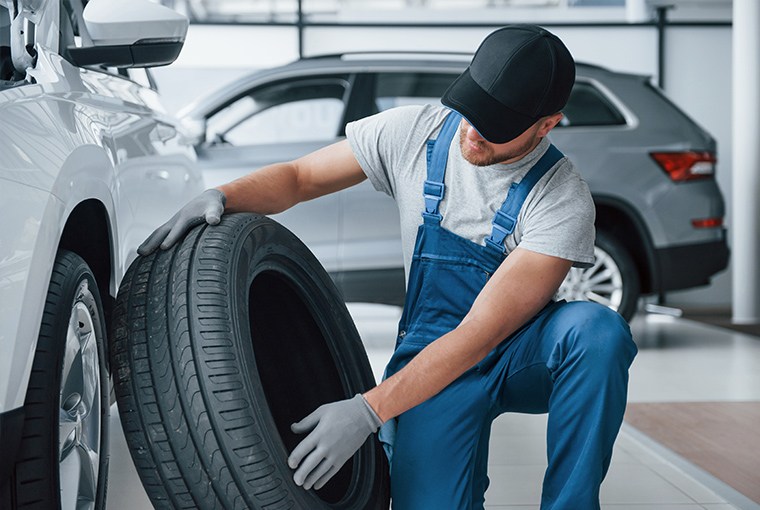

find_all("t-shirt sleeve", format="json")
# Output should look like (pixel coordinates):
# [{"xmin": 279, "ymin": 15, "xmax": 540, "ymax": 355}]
[
  {"xmin": 345, "ymin": 105, "xmax": 423, "ymax": 198},
  {"xmin": 518, "ymin": 167, "xmax": 596, "ymax": 268}
]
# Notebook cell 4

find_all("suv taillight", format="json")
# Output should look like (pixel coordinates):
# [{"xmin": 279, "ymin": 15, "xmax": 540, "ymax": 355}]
[{"xmin": 650, "ymin": 151, "xmax": 716, "ymax": 182}]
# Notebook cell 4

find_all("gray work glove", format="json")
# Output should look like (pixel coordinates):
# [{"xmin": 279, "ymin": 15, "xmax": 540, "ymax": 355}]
[
  {"xmin": 288, "ymin": 394, "xmax": 383, "ymax": 491},
  {"xmin": 137, "ymin": 189, "xmax": 226, "ymax": 255}
]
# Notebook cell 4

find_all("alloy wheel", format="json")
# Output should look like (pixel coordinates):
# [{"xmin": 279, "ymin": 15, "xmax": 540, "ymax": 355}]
[
  {"xmin": 58, "ymin": 280, "xmax": 102, "ymax": 510},
  {"xmin": 556, "ymin": 245, "xmax": 624, "ymax": 311}
]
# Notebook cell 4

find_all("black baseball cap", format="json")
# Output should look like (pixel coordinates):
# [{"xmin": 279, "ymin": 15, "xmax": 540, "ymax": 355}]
[{"xmin": 442, "ymin": 25, "xmax": 575, "ymax": 144}]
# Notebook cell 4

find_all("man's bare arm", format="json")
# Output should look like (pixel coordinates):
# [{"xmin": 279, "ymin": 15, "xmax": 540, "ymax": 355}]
[
  {"xmin": 364, "ymin": 247, "xmax": 573, "ymax": 422},
  {"xmin": 219, "ymin": 139, "xmax": 367, "ymax": 214}
]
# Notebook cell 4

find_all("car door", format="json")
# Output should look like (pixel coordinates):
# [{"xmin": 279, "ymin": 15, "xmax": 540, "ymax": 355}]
[
  {"xmin": 338, "ymin": 71, "xmax": 459, "ymax": 274},
  {"xmin": 194, "ymin": 74, "xmax": 352, "ymax": 271}
]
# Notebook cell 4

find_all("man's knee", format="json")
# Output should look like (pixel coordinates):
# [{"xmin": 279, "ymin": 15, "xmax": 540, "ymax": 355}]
[{"xmin": 550, "ymin": 301, "xmax": 637, "ymax": 367}]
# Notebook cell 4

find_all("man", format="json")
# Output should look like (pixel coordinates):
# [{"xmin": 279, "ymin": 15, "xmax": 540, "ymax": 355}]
[{"xmin": 139, "ymin": 25, "xmax": 637, "ymax": 510}]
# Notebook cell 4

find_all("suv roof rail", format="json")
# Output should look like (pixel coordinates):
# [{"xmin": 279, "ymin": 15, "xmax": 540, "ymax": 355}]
[
  {"xmin": 301, "ymin": 50, "xmax": 474, "ymax": 60},
  {"xmin": 300, "ymin": 51, "xmax": 610, "ymax": 70}
]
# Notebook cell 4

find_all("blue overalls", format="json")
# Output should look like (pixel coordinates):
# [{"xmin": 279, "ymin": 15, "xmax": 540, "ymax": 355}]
[{"xmin": 379, "ymin": 111, "xmax": 637, "ymax": 510}]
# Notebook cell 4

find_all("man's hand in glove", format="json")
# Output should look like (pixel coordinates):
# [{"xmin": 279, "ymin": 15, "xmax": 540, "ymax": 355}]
[
  {"xmin": 288, "ymin": 394, "xmax": 383, "ymax": 491},
  {"xmin": 138, "ymin": 188, "xmax": 226, "ymax": 255}
]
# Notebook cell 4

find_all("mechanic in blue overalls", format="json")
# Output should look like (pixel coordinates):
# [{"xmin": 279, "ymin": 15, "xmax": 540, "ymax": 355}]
[{"xmin": 140, "ymin": 25, "xmax": 637, "ymax": 510}]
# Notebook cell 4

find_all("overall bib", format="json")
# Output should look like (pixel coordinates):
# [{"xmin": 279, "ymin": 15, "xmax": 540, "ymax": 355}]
[{"xmin": 380, "ymin": 111, "xmax": 637, "ymax": 510}]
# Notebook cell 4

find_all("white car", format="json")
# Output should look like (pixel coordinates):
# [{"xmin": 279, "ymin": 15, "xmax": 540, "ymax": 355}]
[{"xmin": 0, "ymin": 1, "xmax": 203, "ymax": 508}]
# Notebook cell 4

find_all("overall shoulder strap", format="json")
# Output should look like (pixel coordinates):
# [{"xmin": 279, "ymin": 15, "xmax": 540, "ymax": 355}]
[
  {"xmin": 422, "ymin": 110, "xmax": 461, "ymax": 224},
  {"xmin": 485, "ymin": 144, "xmax": 565, "ymax": 254}
]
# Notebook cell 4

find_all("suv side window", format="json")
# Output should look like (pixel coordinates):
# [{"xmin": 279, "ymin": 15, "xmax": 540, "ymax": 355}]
[
  {"xmin": 561, "ymin": 81, "xmax": 626, "ymax": 127},
  {"xmin": 372, "ymin": 72, "xmax": 456, "ymax": 112},
  {"xmin": 207, "ymin": 75, "xmax": 350, "ymax": 146}
]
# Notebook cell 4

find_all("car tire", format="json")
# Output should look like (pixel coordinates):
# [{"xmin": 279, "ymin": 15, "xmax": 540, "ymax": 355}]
[
  {"xmin": 111, "ymin": 213, "xmax": 390, "ymax": 510},
  {"xmin": 9, "ymin": 250, "xmax": 110, "ymax": 509},
  {"xmin": 557, "ymin": 231, "xmax": 640, "ymax": 321}
]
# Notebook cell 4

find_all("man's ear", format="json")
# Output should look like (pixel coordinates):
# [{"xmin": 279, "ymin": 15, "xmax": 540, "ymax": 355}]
[{"xmin": 538, "ymin": 113, "xmax": 564, "ymax": 137}]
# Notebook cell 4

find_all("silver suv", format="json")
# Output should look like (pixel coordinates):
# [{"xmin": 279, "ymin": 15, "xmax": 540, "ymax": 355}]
[{"xmin": 180, "ymin": 53, "xmax": 730, "ymax": 320}]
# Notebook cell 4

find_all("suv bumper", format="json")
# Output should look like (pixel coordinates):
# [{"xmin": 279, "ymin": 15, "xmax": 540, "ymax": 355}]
[{"xmin": 656, "ymin": 233, "xmax": 730, "ymax": 292}]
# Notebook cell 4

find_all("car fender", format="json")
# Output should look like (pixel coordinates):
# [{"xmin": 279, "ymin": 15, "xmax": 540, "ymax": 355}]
[
  {"xmin": 593, "ymin": 193, "xmax": 660, "ymax": 294},
  {"xmin": 0, "ymin": 178, "xmax": 65, "ymax": 411},
  {"xmin": 0, "ymin": 143, "xmax": 117, "ymax": 413},
  {"xmin": 51, "ymin": 144, "xmax": 122, "ymax": 293}
]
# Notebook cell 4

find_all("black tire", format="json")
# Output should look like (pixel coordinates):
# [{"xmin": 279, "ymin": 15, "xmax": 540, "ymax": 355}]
[
  {"xmin": 557, "ymin": 232, "xmax": 640, "ymax": 321},
  {"xmin": 9, "ymin": 250, "xmax": 110, "ymax": 509},
  {"xmin": 111, "ymin": 213, "xmax": 390, "ymax": 510}
]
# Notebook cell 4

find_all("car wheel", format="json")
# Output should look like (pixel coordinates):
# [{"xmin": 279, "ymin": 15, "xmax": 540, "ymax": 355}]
[
  {"xmin": 10, "ymin": 250, "xmax": 110, "ymax": 509},
  {"xmin": 556, "ymin": 231, "xmax": 640, "ymax": 321},
  {"xmin": 111, "ymin": 212, "xmax": 390, "ymax": 510}
]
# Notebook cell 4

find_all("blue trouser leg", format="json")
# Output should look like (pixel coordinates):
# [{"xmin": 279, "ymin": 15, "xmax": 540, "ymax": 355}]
[
  {"xmin": 390, "ymin": 301, "xmax": 636, "ymax": 510},
  {"xmin": 390, "ymin": 368, "xmax": 494, "ymax": 510},
  {"xmin": 481, "ymin": 301, "xmax": 638, "ymax": 510}
]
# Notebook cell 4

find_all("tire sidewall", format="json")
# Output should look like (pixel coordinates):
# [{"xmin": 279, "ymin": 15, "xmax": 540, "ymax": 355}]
[
  {"xmin": 219, "ymin": 217, "xmax": 383, "ymax": 508},
  {"xmin": 595, "ymin": 232, "xmax": 640, "ymax": 321}
]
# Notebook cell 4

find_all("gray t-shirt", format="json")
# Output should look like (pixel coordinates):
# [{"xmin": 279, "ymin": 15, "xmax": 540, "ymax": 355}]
[{"xmin": 346, "ymin": 104, "xmax": 595, "ymax": 279}]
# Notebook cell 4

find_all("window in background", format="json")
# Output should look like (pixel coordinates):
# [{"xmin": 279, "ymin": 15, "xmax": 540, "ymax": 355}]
[
  {"xmin": 560, "ymin": 81, "xmax": 626, "ymax": 127},
  {"xmin": 207, "ymin": 75, "xmax": 350, "ymax": 146},
  {"xmin": 160, "ymin": 0, "xmax": 626, "ymax": 24},
  {"xmin": 372, "ymin": 72, "xmax": 456, "ymax": 112},
  {"xmin": 568, "ymin": 0, "xmax": 624, "ymax": 5},
  {"xmin": 0, "ymin": 6, "xmax": 10, "ymax": 82}
]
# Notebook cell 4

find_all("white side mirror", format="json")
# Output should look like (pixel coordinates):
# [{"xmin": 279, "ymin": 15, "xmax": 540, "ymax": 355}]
[{"xmin": 68, "ymin": 0, "xmax": 189, "ymax": 68}]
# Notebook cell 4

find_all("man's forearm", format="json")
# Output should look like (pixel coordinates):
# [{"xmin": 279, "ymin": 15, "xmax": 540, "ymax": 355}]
[
  {"xmin": 364, "ymin": 320, "xmax": 494, "ymax": 423},
  {"xmin": 363, "ymin": 300, "xmax": 547, "ymax": 423},
  {"xmin": 216, "ymin": 140, "xmax": 367, "ymax": 216},
  {"xmin": 217, "ymin": 161, "xmax": 302, "ymax": 215}
]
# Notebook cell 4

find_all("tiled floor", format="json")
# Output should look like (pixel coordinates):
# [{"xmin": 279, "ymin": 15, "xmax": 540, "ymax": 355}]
[{"xmin": 107, "ymin": 306, "xmax": 760, "ymax": 510}]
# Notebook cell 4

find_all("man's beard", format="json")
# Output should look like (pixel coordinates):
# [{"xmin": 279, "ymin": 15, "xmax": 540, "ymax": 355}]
[{"xmin": 459, "ymin": 124, "xmax": 539, "ymax": 166}]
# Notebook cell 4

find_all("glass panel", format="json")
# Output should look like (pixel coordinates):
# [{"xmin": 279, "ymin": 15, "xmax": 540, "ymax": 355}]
[
  {"xmin": 207, "ymin": 76, "xmax": 349, "ymax": 146},
  {"xmin": 0, "ymin": 5, "xmax": 9, "ymax": 47},
  {"xmin": 1, "ymin": 6, "xmax": 12, "ymax": 81},
  {"xmin": 157, "ymin": 1, "xmax": 629, "ymax": 24},
  {"xmin": 373, "ymin": 72, "xmax": 457, "ymax": 112},
  {"xmin": 561, "ymin": 81, "xmax": 626, "ymax": 127},
  {"xmin": 569, "ymin": 0, "xmax": 624, "ymax": 5}
]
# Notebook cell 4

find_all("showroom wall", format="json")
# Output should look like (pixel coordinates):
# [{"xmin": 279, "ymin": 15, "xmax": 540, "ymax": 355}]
[{"xmin": 152, "ymin": 4, "xmax": 733, "ymax": 308}]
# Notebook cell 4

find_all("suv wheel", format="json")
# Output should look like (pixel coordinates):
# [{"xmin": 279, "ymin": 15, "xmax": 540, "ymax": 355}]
[
  {"xmin": 10, "ymin": 251, "xmax": 110, "ymax": 509},
  {"xmin": 556, "ymin": 232, "xmax": 640, "ymax": 321}
]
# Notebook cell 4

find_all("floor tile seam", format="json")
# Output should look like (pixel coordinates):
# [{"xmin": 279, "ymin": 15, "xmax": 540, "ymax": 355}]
[{"xmin": 621, "ymin": 423, "xmax": 759, "ymax": 510}]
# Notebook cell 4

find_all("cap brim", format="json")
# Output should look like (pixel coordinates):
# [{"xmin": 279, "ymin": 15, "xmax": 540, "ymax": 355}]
[{"xmin": 442, "ymin": 68, "xmax": 537, "ymax": 144}]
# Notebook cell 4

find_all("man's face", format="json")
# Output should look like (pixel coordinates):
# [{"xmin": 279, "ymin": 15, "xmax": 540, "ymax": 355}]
[{"xmin": 458, "ymin": 114, "xmax": 562, "ymax": 167}]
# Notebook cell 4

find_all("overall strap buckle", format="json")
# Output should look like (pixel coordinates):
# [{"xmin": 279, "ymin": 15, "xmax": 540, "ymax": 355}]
[
  {"xmin": 423, "ymin": 180, "xmax": 445, "ymax": 223},
  {"xmin": 421, "ymin": 110, "xmax": 462, "ymax": 224},
  {"xmin": 485, "ymin": 144, "xmax": 565, "ymax": 254}
]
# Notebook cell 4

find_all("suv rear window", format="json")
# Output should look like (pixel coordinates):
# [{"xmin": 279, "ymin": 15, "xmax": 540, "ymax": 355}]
[
  {"xmin": 373, "ymin": 72, "xmax": 455, "ymax": 111},
  {"xmin": 561, "ymin": 81, "xmax": 626, "ymax": 127}
]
